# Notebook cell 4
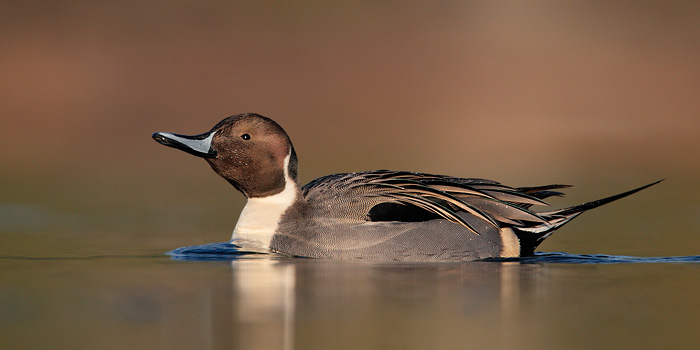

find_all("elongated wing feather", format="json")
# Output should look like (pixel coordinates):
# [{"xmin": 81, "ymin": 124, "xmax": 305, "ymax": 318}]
[{"xmin": 302, "ymin": 170, "xmax": 562, "ymax": 236}]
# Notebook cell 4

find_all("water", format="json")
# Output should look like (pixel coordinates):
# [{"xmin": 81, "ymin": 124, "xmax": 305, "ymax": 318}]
[
  {"xmin": 2, "ymin": 239, "xmax": 700, "ymax": 350},
  {"xmin": 169, "ymin": 242, "xmax": 700, "ymax": 264}
]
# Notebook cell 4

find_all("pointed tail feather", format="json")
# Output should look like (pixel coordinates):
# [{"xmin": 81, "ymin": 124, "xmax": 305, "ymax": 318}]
[
  {"xmin": 515, "ymin": 179, "xmax": 663, "ymax": 255},
  {"xmin": 539, "ymin": 179, "xmax": 663, "ymax": 218}
]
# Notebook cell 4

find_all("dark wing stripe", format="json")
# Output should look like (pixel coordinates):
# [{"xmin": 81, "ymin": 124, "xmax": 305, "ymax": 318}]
[
  {"xmin": 480, "ymin": 189, "xmax": 549, "ymax": 206},
  {"xmin": 427, "ymin": 185, "xmax": 500, "ymax": 200},
  {"xmin": 371, "ymin": 180, "xmax": 502, "ymax": 228},
  {"xmin": 432, "ymin": 177, "xmax": 502, "ymax": 185},
  {"xmin": 387, "ymin": 193, "xmax": 482, "ymax": 235},
  {"xmin": 461, "ymin": 197, "xmax": 549, "ymax": 224},
  {"xmin": 402, "ymin": 189, "xmax": 500, "ymax": 228},
  {"xmin": 362, "ymin": 181, "xmax": 500, "ymax": 231},
  {"xmin": 525, "ymin": 190, "xmax": 566, "ymax": 200}
]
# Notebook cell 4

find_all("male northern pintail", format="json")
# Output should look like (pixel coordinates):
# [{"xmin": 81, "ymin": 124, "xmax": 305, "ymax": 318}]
[{"xmin": 153, "ymin": 113, "xmax": 659, "ymax": 262}]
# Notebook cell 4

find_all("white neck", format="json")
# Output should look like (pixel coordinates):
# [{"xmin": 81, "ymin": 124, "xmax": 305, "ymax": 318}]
[{"xmin": 231, "ymin": 151, "xmax": 298, "ymax": 250}]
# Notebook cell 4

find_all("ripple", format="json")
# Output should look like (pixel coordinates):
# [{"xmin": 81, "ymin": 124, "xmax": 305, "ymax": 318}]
[
  {"xmin": 166, "ymin": 242, "xmax": 268, "ymax": 261},
  {"xmin": 167, "ymin": 243, "xmax": 700, "ymax": 264},
  {"xmin": 501, "ymin": 252, "xmax": 700, "ymax": 264}
]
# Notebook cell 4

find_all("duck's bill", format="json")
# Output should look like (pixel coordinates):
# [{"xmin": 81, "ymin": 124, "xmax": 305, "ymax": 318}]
[{"xmin": 152, "ymin": 131, "xmax": 217, "ymax": 158}]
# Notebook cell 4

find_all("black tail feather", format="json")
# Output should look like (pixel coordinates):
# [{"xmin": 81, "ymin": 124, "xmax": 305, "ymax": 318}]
[
  {"xmin": 515, "ymin": 179, "xmax": 663, "ymax": 256},
  {"xmin": 544, "ymin": 179, "xmax": 663, "ymax": 217}
]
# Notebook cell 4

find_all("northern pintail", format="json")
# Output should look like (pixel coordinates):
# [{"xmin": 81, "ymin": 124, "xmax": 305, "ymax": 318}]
[{"xmin": 153, "ymin": 113, "xmax": 659, "ymax": 261}]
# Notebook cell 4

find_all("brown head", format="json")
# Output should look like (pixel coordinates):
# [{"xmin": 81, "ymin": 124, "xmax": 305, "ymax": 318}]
[{"xmin": 153, "ymin": 113, "xmax": 299, "ymax": 198}]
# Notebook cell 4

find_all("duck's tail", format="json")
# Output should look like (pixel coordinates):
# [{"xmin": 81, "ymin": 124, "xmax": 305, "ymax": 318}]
[{"xmin": 514, "ymin": 180, "xmax": 663, "ymax": 256}]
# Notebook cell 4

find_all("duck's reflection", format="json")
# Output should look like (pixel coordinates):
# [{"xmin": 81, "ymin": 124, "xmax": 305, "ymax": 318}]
[
  {"xmin": 232, "ymin": 258, "xmax": 296, "ymax": 350},
  {"xmin": 226, "ymin": 257, "xmax": 549, "ymax": 350}
]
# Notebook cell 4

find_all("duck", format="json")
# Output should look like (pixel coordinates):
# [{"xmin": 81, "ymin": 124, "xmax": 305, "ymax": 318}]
[{"xmin": 152, "ymin": 113, "xmax": 659, "ymax": 262}]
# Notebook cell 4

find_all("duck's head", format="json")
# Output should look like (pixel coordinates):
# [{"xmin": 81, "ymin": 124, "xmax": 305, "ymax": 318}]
[{"xmin": 153, "ymin": 113, "xmax": 298, "ymax": 198}]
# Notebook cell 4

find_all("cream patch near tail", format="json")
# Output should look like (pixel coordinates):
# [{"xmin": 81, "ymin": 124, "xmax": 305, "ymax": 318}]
[{"xmin": 499, "ymin": 227, "xmax": 521, "ymax": 258}]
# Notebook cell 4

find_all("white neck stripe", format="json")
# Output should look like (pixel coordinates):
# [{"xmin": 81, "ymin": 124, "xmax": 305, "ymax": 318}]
[{"xmin": 231, "ymin": 149, "xmax": 297, "ymax": 250}]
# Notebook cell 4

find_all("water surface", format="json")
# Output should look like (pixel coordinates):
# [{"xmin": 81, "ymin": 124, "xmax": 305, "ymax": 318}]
[{"xmin": 3, "ymin": 240, "xmax": 700, "ymax": 350}]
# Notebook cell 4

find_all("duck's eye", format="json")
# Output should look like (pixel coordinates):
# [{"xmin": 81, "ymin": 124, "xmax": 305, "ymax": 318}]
[{"xmin": 241, "ymin": 134, "xmax": 251, "ymax": 140}]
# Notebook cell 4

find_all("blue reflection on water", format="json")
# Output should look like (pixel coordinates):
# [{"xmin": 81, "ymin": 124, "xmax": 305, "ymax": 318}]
[
  {"xmin": 167, "ymin": 242, "xmax": 266, "ymax": 261},
  {"xmin": 491, "ymin": 252, "xmax": 700, "ymax": 264},
  {"xmin": 167, "ymin": 242, "xmax": 700, "ymax": 264}
]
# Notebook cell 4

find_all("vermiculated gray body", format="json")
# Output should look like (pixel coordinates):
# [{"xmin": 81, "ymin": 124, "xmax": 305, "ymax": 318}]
[{"xmin": 272, "ymin": 213, "xmax": 503, "ymax": 261}]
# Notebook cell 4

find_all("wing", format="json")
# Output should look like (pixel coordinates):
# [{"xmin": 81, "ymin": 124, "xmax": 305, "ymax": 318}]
[{"xmin": 302, "ymin": 170, "xmax": 568, "ymax": 235}]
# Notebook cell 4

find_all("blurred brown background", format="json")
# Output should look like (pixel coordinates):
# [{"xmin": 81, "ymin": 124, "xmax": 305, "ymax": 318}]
[{"xmin": 1, "ymin": 1, "xmax": 699, "ymax": 254}]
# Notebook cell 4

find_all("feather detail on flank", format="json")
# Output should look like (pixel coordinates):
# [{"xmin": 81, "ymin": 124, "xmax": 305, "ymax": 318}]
[{"xmin": 232, "ymin": 150, "xmax": 297, "ymax": 250}]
